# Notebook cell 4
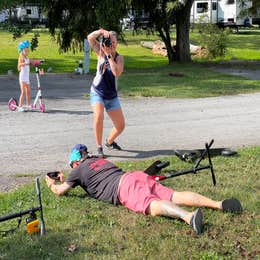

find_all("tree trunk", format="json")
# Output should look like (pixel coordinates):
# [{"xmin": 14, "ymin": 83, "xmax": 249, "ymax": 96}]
[
  {"xmin": 158, "ymin": 27, "xmax": 176, "ymax": 64},
  {"xmin": 175, "ymin": 0, "xmax": 194, "ymax": 62}
]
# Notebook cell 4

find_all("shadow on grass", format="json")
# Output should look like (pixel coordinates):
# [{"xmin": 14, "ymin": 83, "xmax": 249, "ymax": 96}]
[{"xmin": 0, "ymin": 229, "xmax": 108, "ymax": 259}]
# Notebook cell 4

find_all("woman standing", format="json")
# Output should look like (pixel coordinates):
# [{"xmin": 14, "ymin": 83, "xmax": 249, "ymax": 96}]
[{"xmin": 87, "ymin": 28, "xmax": 125, "ymax": 157}]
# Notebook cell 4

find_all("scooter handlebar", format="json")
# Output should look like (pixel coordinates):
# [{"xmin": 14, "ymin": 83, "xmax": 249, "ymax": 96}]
[{"xmin": 31, "ymin": 59, "xmax": 44, "ymax": 67}]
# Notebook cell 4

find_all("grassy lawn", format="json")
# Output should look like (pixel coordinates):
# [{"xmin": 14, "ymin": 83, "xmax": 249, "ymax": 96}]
[
  {"xmin": 0, "ymin": 147, "xmax": 259, "ymax": 259},
  {"xmin": 0, "ymin": 28, "xmax": 259, "ymax": 259},
  {"xmin": 1, "ymin": 29, "xmax": 260, "ymax": 98}
]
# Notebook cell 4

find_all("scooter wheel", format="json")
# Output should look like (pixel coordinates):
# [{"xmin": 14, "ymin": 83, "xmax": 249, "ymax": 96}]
[
  {"xmin": 8, "ymin": 98, "xmax": 17, "ymax": 111},
  {"xmin": 39, "ymin": 103, "xmax": 45, "ymax": 112}
]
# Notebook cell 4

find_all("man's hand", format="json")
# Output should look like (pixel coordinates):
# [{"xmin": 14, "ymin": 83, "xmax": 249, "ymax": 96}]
[
  {"xmin": 58, "ymin": 172, "xmax": 65, "ymax": 183},
  {"xmin": 45, "ymin": 175, "xmax": 55, "ymax": 188},
  {"xmin": 45, "ymin": 173, "xmax": 71, "ymax": 196}
]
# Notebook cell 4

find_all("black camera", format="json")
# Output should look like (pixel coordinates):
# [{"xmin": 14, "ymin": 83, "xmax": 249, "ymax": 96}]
[
  {"xmin": 47, "ymin": 171, "xmax": 60, "ymax": 181},
  {"xmin": 100, "ymin": 35, "xmax": 112, "ymax": 47}
]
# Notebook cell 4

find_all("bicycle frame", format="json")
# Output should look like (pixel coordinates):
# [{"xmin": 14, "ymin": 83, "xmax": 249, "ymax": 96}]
[{"xmin": 0, "ymin": 177, "xmax": 46, "ymax": 236}]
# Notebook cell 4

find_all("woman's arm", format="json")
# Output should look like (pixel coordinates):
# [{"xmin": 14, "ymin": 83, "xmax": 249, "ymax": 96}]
[
  {"xmin": 106, "ymin": 54, "xmax": 124, "ymax": 77},
  {"xmin": 87, "ymin": 28, "xmax": 110, "ymax": 55}
]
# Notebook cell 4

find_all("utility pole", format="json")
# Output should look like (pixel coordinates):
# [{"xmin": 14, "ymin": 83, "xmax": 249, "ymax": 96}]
[{"xmin": 84, "ymin": 38, "xmax": 89, "ymax": 74}]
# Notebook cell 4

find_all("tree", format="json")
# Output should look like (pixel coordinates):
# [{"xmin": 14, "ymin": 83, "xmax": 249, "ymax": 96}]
[
  {"xmin": 1, "ymin": 0, "xmax": 130, "ymax": 52},
  {"xmin": 41, "ymin": 0, "xmax": 130, "ymax": 52},
  {"xmin": 238, "ymin": 0, "xmax": 260, "ymax": 18},
  {"xmin": 131, "ymin": 0, "xmax": 194, "ymax": 63},
  {"xmin": 2, "ymin": 0, "xmax": 194, "ymax": 62}
]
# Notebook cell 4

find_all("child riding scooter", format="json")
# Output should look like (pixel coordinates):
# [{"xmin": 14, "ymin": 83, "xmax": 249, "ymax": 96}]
[{"xmin": 8, "ymin": 40, "xmax": 45, "ymax": 112}]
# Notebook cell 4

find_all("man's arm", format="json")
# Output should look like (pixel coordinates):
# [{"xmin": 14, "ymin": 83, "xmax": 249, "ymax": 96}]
[{"xmin": 45, "ymin": 175, "xmax": 71, "ymax": 196}]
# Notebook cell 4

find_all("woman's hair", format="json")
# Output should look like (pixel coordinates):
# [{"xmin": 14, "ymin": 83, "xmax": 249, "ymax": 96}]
[{"xmin": 109, "ymin": 31, "xmax": 118, "ymax": 40}]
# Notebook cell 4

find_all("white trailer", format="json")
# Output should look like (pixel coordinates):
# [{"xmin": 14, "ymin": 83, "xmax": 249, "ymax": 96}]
[
  {"xmin": 190, "ymin": 0, "xmax": 252, "ymax": 27},
  {"xmin": 10, "ymin": 5, "xmax": 47, "ymax": 24},
  {"xmin": 0, "ymin": 9, "xmax": 9, "ymax": 22}
]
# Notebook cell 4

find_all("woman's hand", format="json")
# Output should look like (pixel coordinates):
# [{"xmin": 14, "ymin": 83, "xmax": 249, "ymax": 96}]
[
  {"xmin": 101, "ymin": 45, "xmax": 112, "ymax": 57},
  {"xmin": 100, "ymin": 28, "xmax": 110, "ymax": 38}
]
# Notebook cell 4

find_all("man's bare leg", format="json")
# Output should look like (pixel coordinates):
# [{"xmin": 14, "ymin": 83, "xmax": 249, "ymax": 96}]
[
  {"xmin": 171, "ymin": 191, "xmax": 242, "ymax": 213},
  {"xmin": 171, "ymin": 191, "xmax": 222, "ymax": 210},
  {"xmin": 148, "ymin": 200, "xmax": 203, "ymax": 234}
]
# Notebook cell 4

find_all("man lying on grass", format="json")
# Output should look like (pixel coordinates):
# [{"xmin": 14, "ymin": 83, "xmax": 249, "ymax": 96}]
[{"xmin": 45, "ymin": 144, "xmax": 242, "ymax": 235}]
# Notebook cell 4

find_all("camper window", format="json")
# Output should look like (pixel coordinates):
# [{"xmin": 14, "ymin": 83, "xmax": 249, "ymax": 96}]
[
  {"xmin": 212, "ymin": 2, "xmax": 217, "ymax": 11},
  {"xmin": 226, "ymin": 0, "xmax": 235, "ymax": 4},
  {"xmin": 197, "ymin": 3, "xmax": 208, "ymax": 13}
]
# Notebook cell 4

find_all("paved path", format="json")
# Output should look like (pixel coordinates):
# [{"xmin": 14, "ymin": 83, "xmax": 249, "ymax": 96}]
[{"xmin": 0, "ymin": 72, "xmax": 260, "ymax": 192}]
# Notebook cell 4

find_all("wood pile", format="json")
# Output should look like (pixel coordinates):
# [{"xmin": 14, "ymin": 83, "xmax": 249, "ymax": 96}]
[{"xmin": 140, "ymin": 40, "xmax": 208, "ymax": 58}]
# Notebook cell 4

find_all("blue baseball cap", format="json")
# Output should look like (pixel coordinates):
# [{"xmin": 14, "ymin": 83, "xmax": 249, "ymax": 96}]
[
  {"xmin": 69, "ymin": 144, "xmax": 88, "ymax": 167},
  {"xmin": 71, "ymin": 144, "xmax": 88, "ymax": 153}
]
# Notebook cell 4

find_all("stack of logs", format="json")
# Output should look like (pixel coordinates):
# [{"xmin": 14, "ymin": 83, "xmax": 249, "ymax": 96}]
[{"xmin": 140, "ymin": 40, "xmax": 208, "ymax": 58}]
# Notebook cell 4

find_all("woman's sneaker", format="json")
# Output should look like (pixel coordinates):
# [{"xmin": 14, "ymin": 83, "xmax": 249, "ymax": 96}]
[
  {"xmin": 105, "ymin": 140, "xmax": 122, "ymax": 150},
  {"xmin": 97, "ymin": 147, "xmax": 104, "ymax": 158}
]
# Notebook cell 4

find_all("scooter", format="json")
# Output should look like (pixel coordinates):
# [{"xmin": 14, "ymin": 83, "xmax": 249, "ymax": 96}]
[
  {"xmin": 145, "ymin": 139, "xmax": 217, "ymax": 186},
  {"xmin": 8, "ymin": 60, "xmax": 45, "ymax": 112}
]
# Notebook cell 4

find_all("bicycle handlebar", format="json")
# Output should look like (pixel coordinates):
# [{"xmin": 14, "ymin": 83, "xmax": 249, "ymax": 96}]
[
  {"xmin": 0, "ymin": 177, "xmax": 46, "ymax": 236},
  {"xmin": 0, "ymin": 207, "xmax": 41, "ymax": 222}
]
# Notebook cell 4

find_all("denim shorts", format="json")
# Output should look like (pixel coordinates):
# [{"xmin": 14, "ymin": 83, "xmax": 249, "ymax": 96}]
[{"xmin": 90, "ymin": 90, "xmax": 121, "ymax": 111}]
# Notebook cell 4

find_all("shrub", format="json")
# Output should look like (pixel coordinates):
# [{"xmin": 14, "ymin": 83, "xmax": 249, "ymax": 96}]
[{"xmin": 196, "ymin": 22, "xmax": 230, "ymax": 58}]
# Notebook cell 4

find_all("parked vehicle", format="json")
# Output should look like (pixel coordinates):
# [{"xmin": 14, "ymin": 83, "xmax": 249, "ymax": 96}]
[
  {"xmin": 10, "ymin": 5, "xmax": 47, "ymax": 25},
  {"xmin": 0, "ymin": 9, "xmax": 8, "ymax": 23},
  {"xmin": 190, "ymin": 0, "xmax": 252, "ymax": 28}
]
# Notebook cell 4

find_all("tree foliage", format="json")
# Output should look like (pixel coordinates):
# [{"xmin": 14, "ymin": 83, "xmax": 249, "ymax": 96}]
[
  {"xmin": 45, "ymin": 0, "xmax": 131, "ymax": 52},
  {"xmin": 132, "ymin": 0, "xmax": 194, "ymax": 63},
  {"xmin": 1, "ymin": 0, "xmax": 194, "ymax": 62}
]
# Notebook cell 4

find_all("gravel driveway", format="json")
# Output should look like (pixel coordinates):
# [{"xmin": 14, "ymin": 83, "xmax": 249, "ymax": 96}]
[{"xmin": 0, "ymin": 71, "xmax": 260, "ymax": 192}]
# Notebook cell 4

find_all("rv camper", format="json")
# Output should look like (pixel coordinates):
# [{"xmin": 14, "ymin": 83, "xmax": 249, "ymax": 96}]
[
  {"xmin": 191, "ymin": 0, "xmax": 252, "ymax": 27},
  {"xmin": 11, "ymin": 5, "xmax": 47, "ymax": 24}
]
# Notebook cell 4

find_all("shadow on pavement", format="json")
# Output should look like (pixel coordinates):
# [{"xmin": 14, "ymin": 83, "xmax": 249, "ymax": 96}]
[
  {"xmin": 45, "ymin": 109, "xmax": 92, "ymax": 115},
  {"xmin": 108, "ymin": 149, "xmax": 175, "ymax": 159}
]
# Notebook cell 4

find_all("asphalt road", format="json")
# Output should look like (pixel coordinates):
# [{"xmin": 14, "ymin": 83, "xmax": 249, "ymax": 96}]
[{"xmin": 0, "ymin": 72, "xmax": 260, "ymax": 192}]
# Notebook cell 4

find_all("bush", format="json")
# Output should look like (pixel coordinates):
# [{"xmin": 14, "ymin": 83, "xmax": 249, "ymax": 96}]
[{"xmin": 196, "ymin": 23, "xmax": 230, "ymax": 58}]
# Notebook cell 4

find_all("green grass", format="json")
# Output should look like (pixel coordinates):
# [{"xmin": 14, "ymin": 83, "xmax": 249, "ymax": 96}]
[
  {"xmin": 0, "ymin": 147, "xmax": 259, "ymax": 259},
  {"xmin": 0, "ymin": 28, "xmax": 260, "ymax": 259},
  {"xmin": 1, "ymin": 29, "xmax": 260, "ymax": 98}
]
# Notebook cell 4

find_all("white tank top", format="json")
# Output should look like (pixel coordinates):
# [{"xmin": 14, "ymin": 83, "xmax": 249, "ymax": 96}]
[{"xmin": 19, "ymin": 57, "xmax": 30, "ymax": 83}]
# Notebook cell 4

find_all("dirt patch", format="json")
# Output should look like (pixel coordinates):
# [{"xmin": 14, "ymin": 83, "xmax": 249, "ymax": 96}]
[
  {"xmin": 213, "ymin": 68, "xmax": 260, "ymax": 80},
  {"xmin": 0, "ymin": 176, "xmax": 34, "ymax": 193},
  {"xmin": 205, "ymin": 60, "xmax": 260, "ymax": 80}
]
